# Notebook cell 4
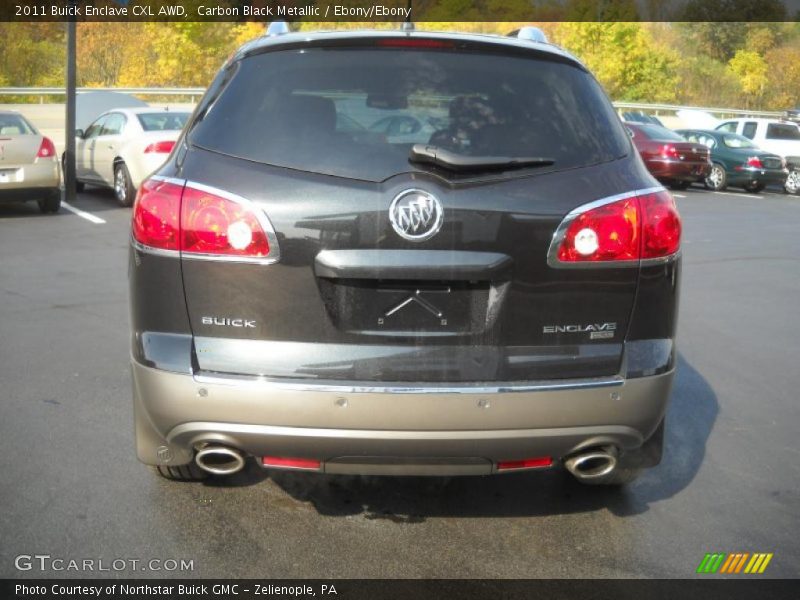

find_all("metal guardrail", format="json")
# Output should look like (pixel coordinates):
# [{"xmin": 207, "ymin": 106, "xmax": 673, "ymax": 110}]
[
  {"xmin": 0, "ymin": 87, "xmax": 788, "ymax": 118},
  {"xmin": 0, "ymin": 87, "xmax": 206, "ymax": 102},
  {"xmin": 613, "ymin": 101, "xmax": 783, "ymax": 119}
]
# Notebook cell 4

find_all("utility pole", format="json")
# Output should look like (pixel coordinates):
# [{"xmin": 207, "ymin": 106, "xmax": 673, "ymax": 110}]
[{"xmin": 64, "ymin": 0, "xmax": 77, "ymax": 204}]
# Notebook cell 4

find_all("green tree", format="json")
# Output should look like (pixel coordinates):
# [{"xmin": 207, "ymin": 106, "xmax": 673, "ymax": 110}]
[
  {"xmin": 728, "ymin": 49, "xmax": 768, "ymax": 108},
  {"xmin": 554, "ymin": 23, "xmax": 680, "ymax": 102}
]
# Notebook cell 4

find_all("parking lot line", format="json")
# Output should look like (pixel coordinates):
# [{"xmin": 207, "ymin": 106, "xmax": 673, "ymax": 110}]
[
  {"xmin": 672, "ymin": 194, "xmax": 687, "ymax": 198},
  {"xmin": 61, "ymin": 201, "xmax": 106, "ymax": 224},
  {"xmin": 711, "ymin": 191, "xmax": 762, "ymax": 200}
]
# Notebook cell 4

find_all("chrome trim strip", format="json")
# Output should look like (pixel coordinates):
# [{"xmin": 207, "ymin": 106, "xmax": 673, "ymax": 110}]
[
  {"xmin": 546, "ymin": 185, "xmax": 670, "ymax": 270},
  {"xmin": 641, "ymin": 249, "xmax": 681, "ymax": 267},
  {"xmin": 192, "ymin": 371, "xmax": 624, "ymax": 394},
  {"xmin": 148, "ymin": 175, "xmax": 186, "ymax": 187},
  {"xmin": 181, "ymin": 180, "xmax": 281, "ymax": 265},
  {"xmin": 131, "ymin": 238, "xmax": 180, "ymax": 259}
]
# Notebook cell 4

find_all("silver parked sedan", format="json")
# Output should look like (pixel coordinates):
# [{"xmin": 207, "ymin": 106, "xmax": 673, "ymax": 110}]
[
  {"xmin": 0, "ymin": 111, "xmax": 61, "ymax": 213},
  {"xmin": 70, "ymin": 108, "xmax": 190, "ymax": 206}
]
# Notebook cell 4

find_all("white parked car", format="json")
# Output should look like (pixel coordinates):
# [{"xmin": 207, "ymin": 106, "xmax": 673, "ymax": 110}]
[
  {"xmin": 68, "ymin": 108, "xmax": 191, "ymax": 206},
  {"xmin": 715, "ymin": 118, "xmax": 800, "ymax": 194}
]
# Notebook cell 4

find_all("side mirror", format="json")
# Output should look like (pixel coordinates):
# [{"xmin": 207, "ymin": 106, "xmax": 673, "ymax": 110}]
[{"xmin": 75, "ymin": 129, "xmax": 84, "ymax": 139}]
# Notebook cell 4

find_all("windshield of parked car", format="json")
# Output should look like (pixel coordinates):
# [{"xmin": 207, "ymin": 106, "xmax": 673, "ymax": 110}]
[
  {"xmin": 137, "ymin": 112, "xmax": 190, "ymax": 132},
  {"xmin": 634, "ymin": 124, "xmax": 685, "ymax": 142},
  {"xmin": 189, "ymin": 47, "xmax": 629, "ymax": 181},
  {"xmin": 0, "ymin": 113, "xmax": 35, "ymax": 135},
  {"xmin": 722, "ymin": 134, "xmax": 757, "ymax": 149}
]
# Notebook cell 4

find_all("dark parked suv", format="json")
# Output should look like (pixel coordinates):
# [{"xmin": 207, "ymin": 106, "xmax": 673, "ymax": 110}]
[{"xmin": 129, "ymin": 27, "xmax": 681, "ymax": 485}]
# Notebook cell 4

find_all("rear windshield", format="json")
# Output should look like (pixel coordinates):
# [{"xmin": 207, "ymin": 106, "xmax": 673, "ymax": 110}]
[
  {"xmin": 137, "ymin": 112, "xmax": 190, "ymax": 132},
  {"xmin": 723, "ymin": 134, "xmax": 757, "ymax": 149},
  {"xmin": 0, "ymin": 113, "xmax": 35, "ymax": 135},
  {"xmin": 766, "ymin": 123, "xmax": 800, "ymax": 141},
  {"xmin": 190, "ymin": 47, "xmax": 629, "ymax": 181},
  {"xmin": 631, "ymin": 124, "xmax": 685, "ymax": 142}
]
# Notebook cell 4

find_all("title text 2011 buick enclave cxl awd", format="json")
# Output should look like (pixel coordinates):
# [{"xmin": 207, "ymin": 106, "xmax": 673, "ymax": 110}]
[{"xmin": 129, "ymin": 27, "xmax": 681, "ymax": 486}]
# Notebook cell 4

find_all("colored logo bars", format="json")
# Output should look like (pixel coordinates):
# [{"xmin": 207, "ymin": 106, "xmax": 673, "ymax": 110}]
[{"xmin": 696, "ymin": 552, "xmax": 773, "ymax": 574}]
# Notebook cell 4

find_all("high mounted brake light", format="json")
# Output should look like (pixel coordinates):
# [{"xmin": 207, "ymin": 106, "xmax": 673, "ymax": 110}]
[
  {"xmin": 132, "ymin": 177, "xmax": 279, "ymax": 262},
  {"xmin": 376, "ymin": 38, "xmax": 455, "ymax": 49},
  {"xmin": 548, "ymin": 188, "xmax": 681, "ymax": 267}
]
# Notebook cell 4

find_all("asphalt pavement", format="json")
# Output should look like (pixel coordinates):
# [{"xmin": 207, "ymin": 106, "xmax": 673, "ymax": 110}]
[{"xmin": 0, "ymin": 184, "xmax": 798, "ymax": 578}]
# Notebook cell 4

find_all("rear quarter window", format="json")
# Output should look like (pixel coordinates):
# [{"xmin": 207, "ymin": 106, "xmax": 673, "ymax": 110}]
[
  {"xmin": 766, "ymin": 123, "xmax": 800, "ymax": 141},
  {"xmin": 189, "ymin": 46, "xmax": 629, "ymax": 182}
]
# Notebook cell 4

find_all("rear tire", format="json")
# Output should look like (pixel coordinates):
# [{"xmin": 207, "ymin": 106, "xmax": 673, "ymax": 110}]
[
  {"xmin": 704, "ymin": 163, "xmax": 727, "ymax": 191},
  {"xmin": 669, "ymin": 180, "xmax": 690, "ymax": 190},
  {"xmin": 743, "ymin": 181, "xmax": 765, "ymax": 193},
  {"xmin": 785, "ymin": 170, "xmax": 799, "ymax": 195},
  {"xmin": 155, "ymin": 462, "xmax": 208, "ymax": 482},
  {"xmin": 37, "ymin": 191, "xmax": 61, "ymax": 214},
  {"xmin": 114, "ymin": 162, "xmax": 136, "ymax": 207}
]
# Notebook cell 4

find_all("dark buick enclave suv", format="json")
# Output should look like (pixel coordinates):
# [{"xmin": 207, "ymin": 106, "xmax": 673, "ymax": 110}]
[{"xmin": 129, "ymin": 27, "xmax": 681, "ymax": 485}]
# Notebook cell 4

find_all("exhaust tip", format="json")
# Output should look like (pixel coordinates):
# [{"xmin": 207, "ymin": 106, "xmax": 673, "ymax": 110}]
[
  {"xmin": 564, "ymin": 447, "xmax": 617, "ymax": 480},
  {"xmin": 195, "ymin": 446, "xmax": 245, "ymax": 476}
]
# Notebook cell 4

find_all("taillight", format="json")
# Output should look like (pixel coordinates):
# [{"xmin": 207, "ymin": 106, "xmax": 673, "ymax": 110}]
[
  {"xmin": 132, "ymin": 177, "xmax": 276, "ymax": 261},
  {"xmin": 746, "ymin": 156, "xmax": 763, "ymax": 168},
  {"xmin": 639, "ymin": 190, "xmax": 682, "ymax": 259},
  {"xmin": 144, "ymin": 140, "xmax": 176, "ymax": 154},
  {"xmin": 37, "ymin": 137, "xmax": 56, "ymax": 159},
  {"xmin": 181, "ymin": 185, "xmax": 270, "ymax": 258},
  {"xmin": 549, "ymin": 188, "xmax": 681, "ymax": 266},
  {"xmin": 659, "ymin": 144, "xmax": 680, "ymax": 159},
  {"xmin": 132, "ymin": 178, "xmax": 181, "ymax": 251}
]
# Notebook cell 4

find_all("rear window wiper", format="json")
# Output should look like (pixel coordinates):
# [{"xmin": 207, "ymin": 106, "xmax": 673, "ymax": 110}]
[{"xmin": 409, "ymin": 144, "xmax": 555, "ymax": 172}]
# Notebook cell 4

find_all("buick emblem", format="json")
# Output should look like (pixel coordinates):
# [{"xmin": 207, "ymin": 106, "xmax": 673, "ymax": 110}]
[{"xmin": 389, "ymin": 189, "xmax": 443, "ymax": 242}]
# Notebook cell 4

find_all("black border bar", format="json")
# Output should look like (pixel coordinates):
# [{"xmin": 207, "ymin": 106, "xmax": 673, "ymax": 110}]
[
  {"xmin": 2, "ymin": 0, "xmax": 800, "ymax": 22},
  {"xmin": 4, "ymin": 579, "xmax": 800, "ymax": 600}
]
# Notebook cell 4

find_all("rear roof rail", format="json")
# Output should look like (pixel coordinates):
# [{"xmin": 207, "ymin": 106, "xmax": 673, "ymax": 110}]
[
  {"xmin": 507, "ymin": 26, "xmax": 548, "ymax": 44},
  {"xmin": 265, "ymin": 21, "xmax": 290, "ymax": 37}
]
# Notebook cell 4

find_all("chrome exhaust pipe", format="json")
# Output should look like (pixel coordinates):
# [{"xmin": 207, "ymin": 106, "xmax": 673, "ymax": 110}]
[
  {"xmin": 195, "ymin": 446, "xmax": 245, "ymax": 476},
  {"xmin": 564, "ymin": 447, "xmax": 617, "ymax": 481}
]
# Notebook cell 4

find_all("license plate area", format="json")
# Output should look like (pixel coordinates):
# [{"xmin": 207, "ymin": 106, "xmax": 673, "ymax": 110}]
[
  {"xmin": 0, "ymin": 168, "xmax": 22, "ymax": 184},
  {"xmin": 318, "ymin": 278, "xmax": 493, "ymax": 336}
]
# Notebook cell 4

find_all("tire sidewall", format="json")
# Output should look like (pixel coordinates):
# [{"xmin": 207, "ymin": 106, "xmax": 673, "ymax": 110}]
[
  {"xmin": 114, "ymin": 163, "xmax": 135, "ymax": 207},
  {"xmin": 704, "ymin": 163, "xmax": 726, "ymax": 191}
]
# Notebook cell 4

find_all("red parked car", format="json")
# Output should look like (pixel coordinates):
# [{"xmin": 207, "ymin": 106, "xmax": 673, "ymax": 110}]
[{"xmin": 625, "ymin": 122, "xmax": 712, "ymax": 189}]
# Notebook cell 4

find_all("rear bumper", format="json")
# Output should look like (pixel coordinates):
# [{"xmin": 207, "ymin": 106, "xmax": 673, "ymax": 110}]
[
  {"xmin": 0, "ymin": 160, "xmax": 60, "ymax": 202},
  {"xmin": 132, "ymin": 359, "xmax": 674, "ymax": 475},
  {"xmin": 729, "ymin": 167, "xmax": 788, "ymax": 185},
  {"xmin": 0, "ymin": 186, "xmax": 60, "ymax": 203},
  {"xmin": 646, "ymin": 158, "xmax": 711, "ymax": 181}
]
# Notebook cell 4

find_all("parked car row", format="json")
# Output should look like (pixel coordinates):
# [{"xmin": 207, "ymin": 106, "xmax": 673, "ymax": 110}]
[
  {"xmin": 626, "ymin": 117, "xmax": 800, "ymax": 195},
  {"xmin": 3, "ymin": 99, "xmax": 799, "ymax": 218},
  {"xmin": 68, "ymin": 107, "xmax": 191, "ymax": 206},
  {"xmin": 0, "ymin": 110, "xmax": 61, "ymax": 213},
  {"xmin": 0, "ymin": 101, "xmax": 190, "ymax": 215}
]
